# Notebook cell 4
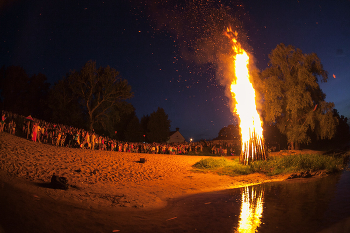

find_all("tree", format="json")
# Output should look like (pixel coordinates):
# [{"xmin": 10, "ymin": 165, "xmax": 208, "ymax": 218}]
[
  {"xmin": 48, "ymin": 77, "xmax": 85, "ymax": 128},
  {"xmin": 263, "ymin": 123, "xmax": 287, "ymax": 151},
  {"xmin": 140, "ymin": 114, "xmax": 150, "ymax": 142},
  {"xmin": 216, "ymin": 124, "xmax": 240, "ymax": 140},
  {"xmin": 331, "ymin": 109, "xmax": 350, "ymax": 146},
  {"xmin": 309, "ymin": 109, "xmax": 350, "ymax": 149},
  {"xmin": 67, "ymin": 60, "xmax": 133, "ymax": 132},
  {"xmin": 0, "ymin": 66, "xmax": 29, "ymax": 115},
  {"xmin": 27, "ymin": 73, "xmax": 51, "ymax": 119},
  {"xmin": 124, "ymin": 112, "xmax": 143, "ymax": 142},
  {"xmin": 147, "ymin": 107, "xmax": 171, "ymax": 143},
  {"xmin": 0, "ymin": 66, "xmax": 50, "ymax": 117},
  {"xmin": 114, "ymin": 107, "xmax": 140, "ymax": 141},
  {"xmin": 258, "ymin": 44, "xmax": 338, "ymax": 149}
]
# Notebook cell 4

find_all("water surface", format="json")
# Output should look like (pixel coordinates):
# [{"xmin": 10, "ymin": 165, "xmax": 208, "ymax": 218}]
[
  {"xmin": 1, "ymin": 165, "xmax": 350, "ymax": 233},
  {"xmin": 165, "ymin": 164, "xmax": 350, "ymax": 233}
]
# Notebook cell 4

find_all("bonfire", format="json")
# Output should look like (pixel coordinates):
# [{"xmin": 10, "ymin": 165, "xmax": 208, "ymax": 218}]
[{"xmin": 225, "ymin": 28, "xmax": 267, "ymax": 165}]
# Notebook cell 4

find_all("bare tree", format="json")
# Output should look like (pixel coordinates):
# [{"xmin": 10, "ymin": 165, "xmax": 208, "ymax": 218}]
[{"xmin": 68, "ymin": 60, "xmax": 133, "ymax": 132}]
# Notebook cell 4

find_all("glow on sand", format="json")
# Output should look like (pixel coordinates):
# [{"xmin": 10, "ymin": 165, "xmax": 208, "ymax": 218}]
[{"xmin": 225, "ymin": 28, "xmax": 266, "ymax": 165}]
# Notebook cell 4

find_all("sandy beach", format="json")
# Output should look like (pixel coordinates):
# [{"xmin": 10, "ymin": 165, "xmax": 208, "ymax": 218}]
[{"xmin": 0, "ymin": 132, "xmax": 292, "ymax": 211}]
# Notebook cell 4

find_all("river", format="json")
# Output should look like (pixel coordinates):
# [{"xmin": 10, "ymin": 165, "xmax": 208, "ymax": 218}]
[
  {"xmin": 1, "ymin": 164, "xmax": 350, "ymax": 233},
  {"xmin": 162, "ymin": 163, "xmax": 350, "ymax": 233}
]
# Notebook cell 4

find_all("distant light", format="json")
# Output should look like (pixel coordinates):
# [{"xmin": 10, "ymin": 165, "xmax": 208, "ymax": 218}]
[{"xmin": 190, "ymin": 138, "xmax": 193, "ymax": 142}]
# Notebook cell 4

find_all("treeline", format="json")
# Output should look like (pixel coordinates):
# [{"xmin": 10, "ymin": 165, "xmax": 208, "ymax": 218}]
[
  {"xmin": 215, "ymin": 43, "xmax": 350, "ymax": 150},
  {"xmin": 0, "ymin": 61, "xmax": 171, "ymax": 143},
  {"xmin": 251, "ymin": 44, "xmax": 350, "ymax": 150},
  {"xmin": 2, "ymin": 43, "xmax": 350, "ymax": 149},
  {"xmin": 216, "ymin": 112, "xmax": 350, "ymax": 151}
]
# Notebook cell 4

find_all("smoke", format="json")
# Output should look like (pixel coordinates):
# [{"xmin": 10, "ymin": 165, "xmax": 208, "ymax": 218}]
[
  {"xmin": 135, "ymin": 2, "xmax": 249, "ymax": 68},
  {"xmin": 131, "ymin": 0, "xmax": 258, "ymax": 113}
]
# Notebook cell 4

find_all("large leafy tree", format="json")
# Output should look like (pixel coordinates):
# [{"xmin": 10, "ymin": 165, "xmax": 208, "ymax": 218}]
[
  {"xmin": 0, "ymin": 66, "xmax": 50, "ymax": 117},
  {"xmin": 114, "ymin": 107, "xmax": 140, "ymax": 141},
  {"xmin": 67, "ymin": 60, "xmax": 133, "ymax": 132},
  {"xmin": 0, "ymin": 66, "xmax": 29, "ymax": 114},
  {"xmin": 124, "ymin": 111, "xmax": 143, "ymax": 142},
  {"xmin": 147, "ymin": 107, "xmax": 171, "ymax": 143},
  {"xmin": 216, "ymin": 124, "xmax": 240, "ymax": 140},
  {"xmin": 27, "ymin": 73, "xmax": 51, "ymax": 119},
  {"xmin": 309, "ymin": 109, "xmax": 350, "ymax": 149},
  {"xmin": 48, "ymin": 77, "xmax": 85, "ymax": 128},
  {"xmin": 258, "ymin": 44, "xmax": 337, "ymax": 149},
  {"xmin": 331, "ymin": 109, "xmax": 350, "ymax": 146},
  {"xmin": 140, "ymin": 114, "xmax": 150, "ymax": 142}
]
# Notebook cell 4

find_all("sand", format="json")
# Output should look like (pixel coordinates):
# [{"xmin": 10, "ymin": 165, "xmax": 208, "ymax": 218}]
[{"xmin": 0, "ymin": 132, "xmax": 290, "ymax": 210}]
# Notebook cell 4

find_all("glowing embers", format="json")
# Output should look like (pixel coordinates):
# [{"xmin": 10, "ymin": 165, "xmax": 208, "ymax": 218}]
[
  {"xmin": 235, "ymin": 186, "xmax": 264, "ymax": 233},
  {"xmin": 225, "ymin": 28, "xmax": 266, "ymax": 164}
]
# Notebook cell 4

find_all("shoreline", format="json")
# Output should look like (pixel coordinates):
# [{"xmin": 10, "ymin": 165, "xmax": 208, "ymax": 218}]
[{"xmin": 0, "ymin": 132, "xmax": 292, "ymax": 210}]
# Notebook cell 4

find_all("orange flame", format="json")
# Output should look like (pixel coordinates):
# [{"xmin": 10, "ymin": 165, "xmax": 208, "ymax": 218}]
[{"xmin": 225, "ymin": 28, "xmax": 265, "ymax": 164}]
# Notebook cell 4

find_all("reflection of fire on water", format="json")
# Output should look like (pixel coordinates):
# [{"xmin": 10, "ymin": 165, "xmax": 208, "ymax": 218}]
[
  {"xmin": 234, "ymin": 186, "xmax": 264, "ymax": 233},
  {"xmin": 225, "ymin": 28, "xmax": 267, "ymax": 165}
]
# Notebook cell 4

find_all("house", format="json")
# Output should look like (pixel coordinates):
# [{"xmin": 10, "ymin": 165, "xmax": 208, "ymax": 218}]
[{"xmin": 167, "ymin": 128, "xmax": 186, "ymax": 143}]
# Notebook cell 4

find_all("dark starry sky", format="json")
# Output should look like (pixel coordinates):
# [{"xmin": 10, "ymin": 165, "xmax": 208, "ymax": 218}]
[{"xmin": 1, "ymin": 0, "xmax": 349, "ymax": 140}]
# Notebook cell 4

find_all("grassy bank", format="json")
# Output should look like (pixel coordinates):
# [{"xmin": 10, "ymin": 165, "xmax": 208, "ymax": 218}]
[{"xmin": 192, "ymin": 152, "xmax": 350, "ymax": 176}]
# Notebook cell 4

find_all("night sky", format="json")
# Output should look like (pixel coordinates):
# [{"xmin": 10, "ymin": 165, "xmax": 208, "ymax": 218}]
[{"xmin": 1, "ymin": 0, "xmax": 350, "ymax": 141}]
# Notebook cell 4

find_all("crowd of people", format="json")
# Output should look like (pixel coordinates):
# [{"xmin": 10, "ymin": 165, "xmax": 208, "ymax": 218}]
[{"xmin": 1, "ymin": 110, "xmax": 237, "ymax": 156}]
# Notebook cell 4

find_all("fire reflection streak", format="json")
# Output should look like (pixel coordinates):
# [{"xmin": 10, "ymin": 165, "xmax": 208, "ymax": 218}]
[{"xmin": 234, "ymin": 186, "xmax": 264, "ymax": 233}]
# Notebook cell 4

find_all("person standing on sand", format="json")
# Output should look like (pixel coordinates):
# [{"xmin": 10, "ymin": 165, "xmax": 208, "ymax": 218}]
[
  {"xmin": 60, "ymin": 132, "xmax": 66, "ymax": 146},
  {"xmin": 12, "ymin": 120, "xmax": 16, "ymax": 135},
  {"xmin": 80, "ymin": 131, "xmax": 86, "ymax": 148},
  {"xmin": 101, "ymin": 136, "xmax": 106, "ymax": 150},
  {"xmin": 82, "ymin": 131, "xmax": 90, "ymax": 149},
  {"xmin": 1, "ymin": 112, "xmax": 6, "ymax": 133},
  {"xmin": 8, "ymin": 120, "xmax": 12, "ymax": 134},
  {"xmin": 32, "ymin": 123, "xmax": 38, "ymax": 142},
  {"xmin": 76, "ymin": 131, "xmax": 80, "ymax": 146},
  {"xmin": 98, "ymin": 136, "xmax": 102, "ymax": 150},
  {"xmin": 26, "ymin": 120, "xmax": 31, "ymax": 139},
  {"xmin": 87, "ymin": 132, "xmax": 91, "ymax": 149},
  {"xmin": 56, "ymin": 131, "xmax": 61, "ymax": 146},
  {"xmin": 40, "ymin": 124, "xmax": 45, "ymax": 143},
  {"xmin": 91, "ymin": 132, "xmax": 96, "ymax": 150},
  {"xmin": 0, "ymin": 119, "xmax": 4, "ymax": 133},
  {"xmin": 66, "ymin": 130, "xmax": 73, "ymax": 147},
  {"xmin": 36, "ymin": 124, "xmax": 41, "ymax": 143}
]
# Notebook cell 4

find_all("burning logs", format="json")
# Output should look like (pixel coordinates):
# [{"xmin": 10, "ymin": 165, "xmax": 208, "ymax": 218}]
[{"xmin": 240, "ymin": 130, "xmax": 267, "ymax": 165}]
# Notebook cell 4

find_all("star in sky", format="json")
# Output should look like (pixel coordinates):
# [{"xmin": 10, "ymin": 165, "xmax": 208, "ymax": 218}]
[{"xmin": 1, "ymin": 0, "xmax": 349, "ymax": 140}]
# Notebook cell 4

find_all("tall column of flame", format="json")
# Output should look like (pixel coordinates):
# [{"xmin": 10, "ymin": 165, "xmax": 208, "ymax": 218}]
[{"xmin": 225, "ymin": 28, "xmax": 266, "ymax": 164}]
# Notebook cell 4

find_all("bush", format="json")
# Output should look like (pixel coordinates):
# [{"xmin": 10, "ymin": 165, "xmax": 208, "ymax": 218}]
[
  {"xmin": 193, "ymin": 158, "xmax": 252, "ymax": 175},
  {"xmin": 192, "ymin": 153, "xmax": 348, "ymax": 177},
  {"xmin": 193, "ymin": 158, "xmax": 231, "ymax": 169},
  {"xmin": 275, "ymin": 154, "xmax": 343, "ymax": 173}
]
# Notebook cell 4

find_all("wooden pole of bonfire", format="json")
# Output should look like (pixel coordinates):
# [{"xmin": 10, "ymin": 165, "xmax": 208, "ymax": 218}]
[{"xmin": 240, "ymin": 129, "xmax": 267, "ymax": 165}]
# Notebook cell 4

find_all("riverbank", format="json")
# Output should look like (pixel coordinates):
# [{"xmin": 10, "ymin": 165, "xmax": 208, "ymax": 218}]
[{"xmin": 0, "ymin": 132, "xmax": 294, "ymax": 210}]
